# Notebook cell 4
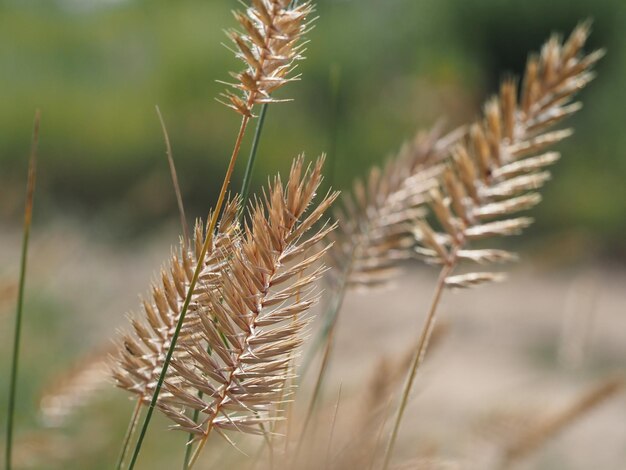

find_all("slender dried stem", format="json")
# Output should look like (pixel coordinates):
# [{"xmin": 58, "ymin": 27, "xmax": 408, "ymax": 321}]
[
  {"xmin": 156, "ymin": 105, "xmax": 189, "ymax": 244},
  {"xmin": 325, "ymin": 384, "xmax": 342, "ymax": 469},
  {"xmin": 127, "ymin": 115, "xmax": 250, "ymax": 470},
  {"xmin": 5, "ymin": 110, "xmax": 40, "ymax": 470},
  {"xmin": 292, "ymin": 257, "xmax": 351, "ymax": 463},
  {"xmin": 115, "ymin": 399, "xmax": 143, "ymax": 470},
  {"xmin": 296, "ymin": 325, "xmax": 335, "ymax": 455},
  {"xmin": 382, "ymin": 250, "xmax": 457, "ymax": 470}
]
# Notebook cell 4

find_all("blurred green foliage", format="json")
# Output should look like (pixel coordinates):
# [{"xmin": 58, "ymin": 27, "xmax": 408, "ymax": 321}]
[{"xmin": 1, "ymin": 0, "xmax": 625, "ymax": 253}]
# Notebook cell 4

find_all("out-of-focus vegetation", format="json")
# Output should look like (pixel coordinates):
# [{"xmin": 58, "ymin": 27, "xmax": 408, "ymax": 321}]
[{"xmin": 1, "ymin": 0, "xmax": 625, "ymax": 254}]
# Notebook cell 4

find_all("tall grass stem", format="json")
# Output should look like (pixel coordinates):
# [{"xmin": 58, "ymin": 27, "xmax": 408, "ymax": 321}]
[
  {"xmin": 381, "ymin": 253, "xmax": 457, "ymax": 470},
  {"xmin": 239, "ymin": 103, "xmax": 269, "ymax": 216},
  {"xmin": 5, "ymin": 110, "xmax": 40, "ymax": 470},
  {"xmin": 115, "ymin": 399, "xmax": 143, "ymax": 470}
]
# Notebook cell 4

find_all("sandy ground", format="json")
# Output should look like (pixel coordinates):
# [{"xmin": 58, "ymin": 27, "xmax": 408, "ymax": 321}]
[{"xmin": 1, "ymin": 222, "xmax": 625, "ymax": 469}]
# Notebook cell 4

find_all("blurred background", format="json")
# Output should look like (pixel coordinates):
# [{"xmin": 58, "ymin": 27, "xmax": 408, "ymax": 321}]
[
  {"xmin": 1, "ymin": 0, "xmax": 625, "ymax": 253},
  {"xmin": 1, "ymin": 0, "xmax": 625, "ymax": 469}
]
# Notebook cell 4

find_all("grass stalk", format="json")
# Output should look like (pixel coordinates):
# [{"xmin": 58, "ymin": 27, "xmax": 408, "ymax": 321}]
[
  {"xmin": 182, "ymin": 426, "xmax": 195, "ymax": 469},
  {"xmin": 127, "ymin": 114, "xmax": 251, "ymax": 470},
  {"xmin": 115, "ymin": 399, "xmax": 143, "ymax": 470},
  {"xmin": 381, "ymin": 251, "xmax": 457, "ymax": 470},
  {"xmin": 5, "ymin": 110, "xmax": 40, "ymax": 470},
  {"xmin": 239, "ymin": 103, "xmax": 269, "ymax": 215}
]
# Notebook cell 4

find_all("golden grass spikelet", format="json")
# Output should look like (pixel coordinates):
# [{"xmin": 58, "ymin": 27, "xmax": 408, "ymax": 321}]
[
  {"xmin": 328, "ymin": 126, "xmax": 462, "ymax": 290},
  {"xmin": 221, "ymin": 0, "xmax": 314, "ymax": 116},
  {"xmin": 111, "ymin": 200, "xmax": 241, "ymax": 404},
  {"xmin": 159, "ymin": 156, "xmax": 338, "ymax": 453},
  {"xmin": 413, "ymin": 22, "xmax": 602, "ymax": 287}
]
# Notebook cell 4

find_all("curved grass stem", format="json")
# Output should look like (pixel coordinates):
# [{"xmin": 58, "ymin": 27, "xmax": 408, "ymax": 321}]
[
  {"xmin": 5, "ymin": 110, "xmax": 40, "ymax": 470},
  {"xmin": 156, "ymin": 105, "xmax": 189, "ymax": 244},
  {"xmin": 115, "ymin": 399, "xmax": 143, "ymax": 470},
  {"xmin": 381, "ymin": 252, "xmax": 457, "ymax": 470}
]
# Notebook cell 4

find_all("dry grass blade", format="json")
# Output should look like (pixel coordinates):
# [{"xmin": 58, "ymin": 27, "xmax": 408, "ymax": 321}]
[
  {"xmin": 111, "ymin": 200, "xmax": 240, "ymax": 404},
  {"xmin": 157, "ymin": 155, "xmax": 337, "ymax": 467},
  {"xmin": 156, "ymin": 105, "xmax": 189, "ymax": 244},
  {"xmin": 39, "ymin": 347, "xmax": 114, "ymax": 427},
  {"xmin": 221, "ymin": 0, "xmax": 314, "ymax": 117}
]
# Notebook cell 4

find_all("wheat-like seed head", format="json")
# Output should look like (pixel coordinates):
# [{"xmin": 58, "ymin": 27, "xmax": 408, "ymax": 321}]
[
  {"xmin": 220, "ymin": 0, "xmax": 314, "ymax": 116},
  {"xmin": 157, "ymin": 156, "xmax": 338, "ymax": 442},
  {"xmin": 412, "ymin": 22, "xmax": 602, "ymax": 288},
  {"xmin": 111, "ymin": 200, "xmax": 241, "ymax": 403}
]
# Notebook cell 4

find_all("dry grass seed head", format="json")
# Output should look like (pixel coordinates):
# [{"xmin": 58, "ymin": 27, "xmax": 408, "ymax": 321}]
[
  {"xmin": 221, "ymin": 0, "xmax": 314, "ymax": 116},
  {"xmin": 111, "ymin": 200, "xmax": 241, "ymax": 405},
  {"xmin": 413, "ymin": 22, "xmax": 602, "ymax": 288},
  {"xmin": 328, "ymin": 126, "xmax": 464, "ymax": 290},
  {"xmin": 158, "ymin": 156, "xmax": 338, "ymax": 444}
]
